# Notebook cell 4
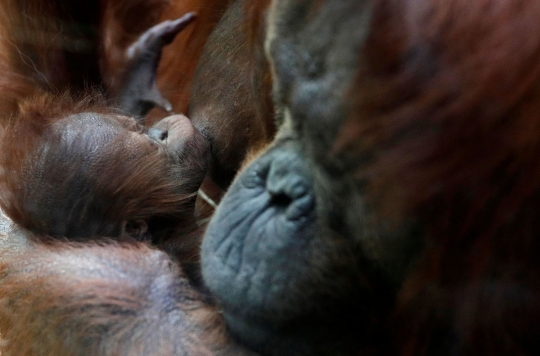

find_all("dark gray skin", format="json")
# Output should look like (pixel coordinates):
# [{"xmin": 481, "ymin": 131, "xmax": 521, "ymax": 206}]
[{"xmin": 201, "ymin": 1, "xmax": 422, "ymax": 355}]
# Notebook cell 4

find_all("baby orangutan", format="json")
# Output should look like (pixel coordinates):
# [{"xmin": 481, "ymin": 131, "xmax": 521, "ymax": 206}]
[
  {"xmin": 0, "ymin": 96, "xmax": 209, "ymax": 241},
  {"xmin": 0, "ymin": 10, "xmax": 208, "ymax": 244}
]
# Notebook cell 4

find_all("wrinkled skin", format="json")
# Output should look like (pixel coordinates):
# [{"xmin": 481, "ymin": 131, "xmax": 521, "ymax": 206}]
[{"xmin": 200, "ymin": 1, "xmax": 421, "ymax": 355}]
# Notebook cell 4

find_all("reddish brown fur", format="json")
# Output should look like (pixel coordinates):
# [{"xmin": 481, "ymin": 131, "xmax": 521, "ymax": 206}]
[
  {"xmin": 0, "ymin": 0, "xmax": 103, "ymax": 92},
  {"xmin": 100, "ymin": 0, "xmax": 170, "ymax": 100},
  {"xmin": 0, "ymin": 232, "xmax": 251, "ymax": 356},
  {"xmin": 153, "ymin": 0, "xmax": 234, "ymax": 118},
  {"xmin": 189, "ymin": 0, "xmax": 274, "ymax": 190},
  {"xmin": 336, "ymin": 0, "xmax": 540, "ymax": 354}
]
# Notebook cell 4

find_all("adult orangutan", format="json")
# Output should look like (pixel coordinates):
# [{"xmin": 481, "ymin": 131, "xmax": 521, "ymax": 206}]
[{"xmin": 201, "ymin": 0, "xmax": 540, "ymax": 355}]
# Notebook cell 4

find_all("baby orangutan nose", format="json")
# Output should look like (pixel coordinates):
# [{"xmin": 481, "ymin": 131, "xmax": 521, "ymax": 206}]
[
  {"xmin": 146, "ymin": 114, "xmax": 210, "ymax": 206},
  {"xmin": 149, "ymin": 114, "xmax": 210, "ymax": 164}
]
